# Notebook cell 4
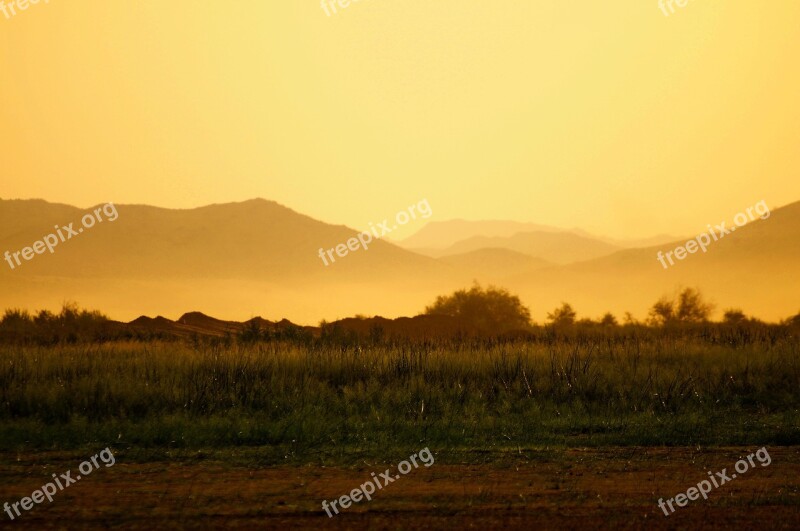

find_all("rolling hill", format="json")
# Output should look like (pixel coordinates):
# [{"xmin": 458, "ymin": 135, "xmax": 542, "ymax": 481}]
[
  {"xmin": 1, "ymin": 198, "xmax": 798, "ymax": 324},
  {"xmin": 0, "ymin": 199, "xmax": 468, "ymax": 322},
  {"xmin": 432, "ymin": 231, "xmax": 622, "ymax": 264},
  {"xmin": 503, "ymin": 201, "xmax": 800, "ymax": 322},
  {"xmin": 398, "ymin": 219, "xmax": 681, "ymax": 256}
]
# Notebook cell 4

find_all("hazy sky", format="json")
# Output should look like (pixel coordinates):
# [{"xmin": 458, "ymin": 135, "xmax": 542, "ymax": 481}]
[{"xmin": 2, "ymin": 1, "xmax": 799, "ymax": 239}]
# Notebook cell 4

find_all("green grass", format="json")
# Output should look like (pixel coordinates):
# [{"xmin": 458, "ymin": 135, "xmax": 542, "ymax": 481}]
[{"xmin": 0, "ymin": 337, "xmax": 798, "ymax": 463}]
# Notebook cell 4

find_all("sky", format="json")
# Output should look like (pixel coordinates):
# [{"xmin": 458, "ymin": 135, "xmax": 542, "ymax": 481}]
[{"xmin": 2, "ymin": 0, "xmax": 799, "ymax": 240}]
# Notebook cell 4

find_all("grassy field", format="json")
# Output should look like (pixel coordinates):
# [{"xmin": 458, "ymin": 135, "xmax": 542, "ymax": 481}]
[
  {"xmin": 1, "ymin": 331, "xmax": 798, "ymax": 458},
  {"xmin": 2, "ymin": 331, "xmax": 799, "ymax": 527}
]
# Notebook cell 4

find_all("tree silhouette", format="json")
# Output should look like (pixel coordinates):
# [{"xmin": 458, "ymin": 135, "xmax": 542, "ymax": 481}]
[
  {"xmin": 600, "ymin": 312, "xmax": 618, "ymax": 326},
  {"xmin": 722, "ymin": 309, "xmax": 747, "ymax": 325},
  {"xmin": 424, "ymin": 283, "xmax": 531, "ymax": 333},
  {"xmin": 547, "ymin": 302, "xmax": 577, "ymax": 327},
  {"xmin": 786, "ymin": 311, "xmax": 800, "ymax": 328},
  {"xmin": 648, "ymin": 287, "xmax": 713, "ymax": 325}
]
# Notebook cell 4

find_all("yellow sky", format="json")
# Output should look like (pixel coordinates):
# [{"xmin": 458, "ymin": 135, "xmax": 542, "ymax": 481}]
[{"xmin": 2, "ymin": 0, "xmax": 799, "ymax": 239}]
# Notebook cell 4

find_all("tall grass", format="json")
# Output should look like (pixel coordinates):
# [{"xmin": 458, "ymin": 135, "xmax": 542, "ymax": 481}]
[{"xmin": 0, "ymin": 336, "xmax": 798, "ymax": 460}]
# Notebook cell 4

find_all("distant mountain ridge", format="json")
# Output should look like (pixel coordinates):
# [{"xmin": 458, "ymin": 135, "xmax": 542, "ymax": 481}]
[
  {"xmin": 127, "ymin": 311, "xmax": 314, "ymax": 339},
  {"xmin": 0, "ymin": 198, "xmax": 467, "ymax": 322},
  {"xmin": 397, "ymin": 219, "xmax": 564, "ymax": 250},
  {"xmin": 0, "ymin": 198, "xmax": 449, "ymax": 281},
  {"xmin": 123, "ymin": 312, "xmax": 472, "ymax": 340},
  {"xmin": 398, "ymin": 219, "xmax": 682, "ymax": 256},
  {"xmin": 503, "ymin": 200, "xmax": 800, "ymax": 322},
  {"xmin": 1, "ymin": 198, "xmax": 798, "ymax": 323},
  {"xmin": 430, "ymin": 231, "xmax": 622, "ymax": 264}
]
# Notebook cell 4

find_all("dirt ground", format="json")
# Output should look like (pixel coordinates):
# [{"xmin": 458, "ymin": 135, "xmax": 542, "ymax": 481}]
[{"xmin": 0, "ymin": 447, "xmax": 798, "ymax": 530}]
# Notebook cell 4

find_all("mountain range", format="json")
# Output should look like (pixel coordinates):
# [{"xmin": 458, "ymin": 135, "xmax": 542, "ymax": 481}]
[{"xmin": 1, "ymin": 198, "xmax": 797, "ymax": 323}]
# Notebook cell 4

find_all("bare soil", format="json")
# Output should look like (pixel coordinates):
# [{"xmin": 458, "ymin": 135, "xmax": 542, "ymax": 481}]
[{"xmin": 1, "ymin": 447, "xmax": 798, "ymax": 530}]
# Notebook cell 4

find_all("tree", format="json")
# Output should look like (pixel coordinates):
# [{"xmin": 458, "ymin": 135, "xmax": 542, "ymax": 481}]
[
  {"xmin": 648, "ymin": 296, "xmax": 675, "ymax": 325},
  {"xmin": 623, "ymin": 312, "xmax": 638, "ymax": 325},
  {"xmin": 722, "ymin": 309, "xmax": 747, "ymax": 325},
  {"xmin": 676, "ymin": 288, "xmax": 713, "ymax": 323},
  {"xmin": 785, "ymin": 311, "xmax": 800, "ymax": 328},
  {"xmin": 600, "ymin": 312, "xmax": 618, "ymax": 326},
  {"xmin": 648, "ymin": 287, "xmax": 713, "ymax": 325},
  {"xmin": 0, "ymin": 303, "xmax": 108, "ymax": 344},
  {"xmin": 547, "ymin": 303, "xmax": 577, "ymax": 327},
  {"xmin": 424, "ymin": 283, "xmax": 531, "ymax": 333}
]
